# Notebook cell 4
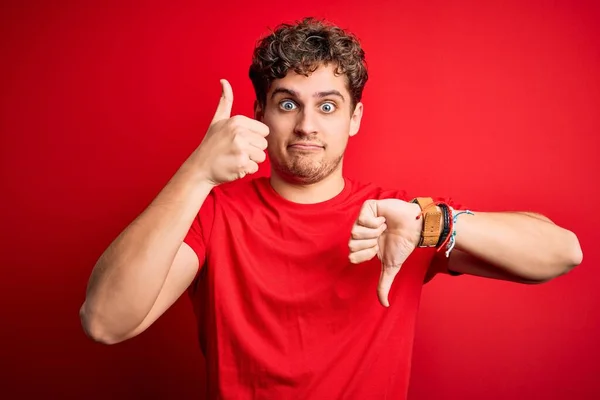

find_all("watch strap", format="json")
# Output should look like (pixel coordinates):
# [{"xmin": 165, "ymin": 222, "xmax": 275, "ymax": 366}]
[{"xmin": 410, "ymin": 197, "xmax": 443, "ymax": 247}]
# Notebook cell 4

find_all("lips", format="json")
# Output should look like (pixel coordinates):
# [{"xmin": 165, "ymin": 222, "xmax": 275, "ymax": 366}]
[{"xmin": 288, "ymin": 143, "xmax": 324, "ymax": 149}]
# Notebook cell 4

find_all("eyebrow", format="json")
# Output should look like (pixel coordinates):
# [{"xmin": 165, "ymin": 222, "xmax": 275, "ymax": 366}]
[{"xmin": 270, "ymin": 87, "xmax": 346, "ymax": 102}]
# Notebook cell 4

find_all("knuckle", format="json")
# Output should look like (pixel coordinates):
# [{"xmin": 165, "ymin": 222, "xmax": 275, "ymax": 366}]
[
  {"xmin": 229, "ymin": 118, "xmax": 246, "ymax": 134},
  {"xmin": 358, "ymin": 216, "xmax": 370, "ymax": 226},
  {"xmin": 235, "ymin": 153, "xmax": 248, "ymax": 169},
  {"xmin": 232, "ymin": 135, "xmax": 246, "ymax": 151},
  {"xmin": 362, "ymin": 199, "xmax": 376, "ymax": 210},
  {"xmin": 232, "ymin": 126, "xmax": 245, "ymax": 138},
  {"xmin": 230, "ymin": 115, "xmax": 243, "ymax": 125}
]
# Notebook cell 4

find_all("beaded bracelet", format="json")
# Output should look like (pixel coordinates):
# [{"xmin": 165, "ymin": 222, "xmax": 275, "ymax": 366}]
[
  {"xmin": 443, "ymin": 207, "xmax": 475, "ymax": 258},
  {"xmin": 415, "ymin": 200, "xmax": 474, "ymax": 256}
]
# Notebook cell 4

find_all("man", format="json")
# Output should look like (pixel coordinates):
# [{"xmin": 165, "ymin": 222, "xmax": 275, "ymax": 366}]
[{"xmin": 80, "ymin": 17, "xmax": 583, "ymax": 399}]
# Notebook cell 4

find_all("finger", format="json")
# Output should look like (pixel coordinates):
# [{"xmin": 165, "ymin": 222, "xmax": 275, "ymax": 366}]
[
  {"xmin": 232, "ymin": 128, "xmax": 268, "ymax": 152},
  {"xmin": 211, "ymin": 79, "xmax": 234, "ymax": 124},
  {"xmin": 377, "ymin": 263, "xmax": 402, "ymax": 307},
  {"xmin": 231, "ymin": 115, "xmax": 270, "ymax": 137},
  {"xmin": 245, "ymin": 133, "xmax": 269, "ymax": 151},
  {"xmin": 348, "ymin": 245, "xmax": 379, "ymax": 264},
  {"xmin": 351, "ymin": 223, "xmax": 387, "ymax": 240},
  {"xmin": 348, "ymin": 238, "xmax": 378, "ymax": 252},
  {"xmin": 355, "ymin": 200, "xmax": 385, "ymax": 228},
  {"xmin": 232, "ymin": 153, "xmax": 259, "ymax": 178},
  {"xmin": 247, "ymin": 146, "xmax": 267, "ymax": 164},
  {"xmin": 244, "ymin": 160, "xmax": 259, "ymax": 175},
  {"xmin": 358, "ymin": 215, "xmax": 386, "ymax": 229},
  {"xmin": 247, "ymin": 120, "xmax": 270, "ymax": 137}
]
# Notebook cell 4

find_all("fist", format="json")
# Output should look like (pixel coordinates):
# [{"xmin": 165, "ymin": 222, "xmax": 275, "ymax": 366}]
[
  {"xmin": 195, "ymin": 79, "xmax": 270, "ymax": 186},
  {"xmin": 348, "ymin": 199, "xmax": 423, "ymax": 307}
]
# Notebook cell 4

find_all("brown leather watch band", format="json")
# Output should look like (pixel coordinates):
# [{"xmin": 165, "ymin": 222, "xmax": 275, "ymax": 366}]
[{"xmin": 411, "ymin": 197, "xmax": 442, "ymax": 247}]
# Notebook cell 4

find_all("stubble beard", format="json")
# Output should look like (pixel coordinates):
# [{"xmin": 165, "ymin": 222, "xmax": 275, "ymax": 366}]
[{"xmin": 272, "ymin": 150, "xmax": 344, "ymax": 185}]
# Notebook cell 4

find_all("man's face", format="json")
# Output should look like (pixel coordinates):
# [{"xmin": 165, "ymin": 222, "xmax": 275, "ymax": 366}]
[{"xmin": 257, "ymin": 63, "xmax": 363, "ymax": 184}]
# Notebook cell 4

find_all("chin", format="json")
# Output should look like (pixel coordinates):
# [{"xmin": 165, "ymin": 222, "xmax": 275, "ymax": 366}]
[
  {"xmin": 287, "ymin": 173, "xmax": 326, "ymax": 185},
  {"xmin": 273, "ymin": 156, "xmax": 343, "ymax": 185}
]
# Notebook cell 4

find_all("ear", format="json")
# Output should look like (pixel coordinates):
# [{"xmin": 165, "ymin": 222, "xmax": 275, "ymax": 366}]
[
  {"xmin": 349, "ymin": 102, "xmax": 364, "ymax": 137},
  {"xmin": 254, "ymin": 100, "xmax": 264, "ymax": 121}
]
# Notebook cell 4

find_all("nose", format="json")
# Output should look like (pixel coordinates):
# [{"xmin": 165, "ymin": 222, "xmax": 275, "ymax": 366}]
[{"xmin": 294, "ymin": 109, "xmax": 318, "ymax": 136}]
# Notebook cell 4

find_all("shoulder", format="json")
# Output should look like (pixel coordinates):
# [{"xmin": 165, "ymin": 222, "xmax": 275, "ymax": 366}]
[
  {"xmin": 345, "ymin": 178, "xmax": 465, "ymax": 209},
  {"xmin": 345, "ymin": 177, "xmax": 411, "ymax": 202},
  {"xmin": 210, "ymin": 176, "xmax": 265, "ymax": 198},
  {"xmin": 204, "ymin": 176, "xmax": 270, "ymax": 213}
]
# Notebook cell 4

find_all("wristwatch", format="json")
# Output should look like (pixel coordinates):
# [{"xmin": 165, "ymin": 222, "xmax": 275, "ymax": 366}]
[{"xmin": 410, "ymin": 197, "xmax": 442, "ymax": 247}]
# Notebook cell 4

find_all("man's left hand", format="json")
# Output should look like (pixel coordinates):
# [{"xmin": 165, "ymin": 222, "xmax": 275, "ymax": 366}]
[{"xmin": 348, "ymin": 199, "xmax": 424, "ymax": 307}]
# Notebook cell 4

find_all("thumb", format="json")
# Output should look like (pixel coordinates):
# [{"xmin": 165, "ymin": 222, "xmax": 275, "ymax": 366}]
[
  {"xmin": 211, "ymin": 79, "xmax": 233, "ymax": 123},
  {"xmin": 357, "ymin": 199, "xmax": 381, "ymax": 227},
  {"xmin": 377, "ymin": 262, "xmax": 401, "ymax": 308},
  {"xmin": 366, "ymin": 199, "xmax": 379, "ymax": 217}
]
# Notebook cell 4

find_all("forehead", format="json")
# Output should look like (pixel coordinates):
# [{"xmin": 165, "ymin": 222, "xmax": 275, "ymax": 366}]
[{"xmin": 267, "ymin": 64, "xmax": 349, "ymax": 99}]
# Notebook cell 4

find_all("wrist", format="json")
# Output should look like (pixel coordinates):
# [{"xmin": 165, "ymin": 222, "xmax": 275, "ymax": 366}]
[
  {"xmin": 409, "ymin": 202, "xmax": 425, "ymax": 242},
  {"xmin": 181, "ymin": 151, "xmax": 218, "ymax": 189},
  {"xmin": 410, "ymin": 197, "xmax": 443, "ymax": 248},
  {"xmin": 436, "ymin": 203, "xmax": 452, "ymax": 247},
  {"xmin": 171, "ymin": 162, "xmax": 216, "ymax": 200}
]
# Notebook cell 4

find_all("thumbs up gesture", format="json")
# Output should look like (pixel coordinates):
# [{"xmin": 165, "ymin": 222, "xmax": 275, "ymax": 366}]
[{"xmin": 194, "ymin": 79, "xmax": 270, "ymax": 186}]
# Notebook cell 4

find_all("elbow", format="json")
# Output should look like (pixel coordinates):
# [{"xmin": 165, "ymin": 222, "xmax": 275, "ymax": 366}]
[
  {"xmin": 79, "ymin": 303, "xmax": 125, "ymax": 345},
  {"xmin": 517, "ymin": 273, "xmax": 554, "ymax": 285},
  {"xmin": 521, "ymin": 265, "xmax": 579, "ymax": 285},
  {"xmin": 567, "ymin": 230, "xmax": 584, "ymax": 268},
  {"xmin": 518, "ymin": 272, "xmax": 562, "ymax": 285},
  {"xmin": 523, "ymin": 232, "xmax": 583, "ymax": 285},
  {"xmin": 550, "ymin": 230, "xmax": 584, "ymax": 279}
]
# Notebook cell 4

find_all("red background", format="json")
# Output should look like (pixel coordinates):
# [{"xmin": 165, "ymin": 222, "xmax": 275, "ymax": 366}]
[{"xmin": 2, "ymin": 0, "xmax": 599, "ymax": 398}]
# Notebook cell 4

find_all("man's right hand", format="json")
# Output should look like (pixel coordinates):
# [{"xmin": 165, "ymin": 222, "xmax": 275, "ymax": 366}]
[
  {"xmin": 194, "ymin": 79, "xmax": 270, "ymax": 186},
  {"xmin": 81, "ymin": 80, "xmax": 268, "ymax": 344}
]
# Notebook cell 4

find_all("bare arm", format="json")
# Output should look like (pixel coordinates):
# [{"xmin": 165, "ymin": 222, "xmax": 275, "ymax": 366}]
[
  {"xmin": 79, "ymin": 79, "xmax": 270, "ymax": 344},
  {"xmin": 348, "ymin": 201, "xmax": 583, "ymax": 307},
  {"xmin": 98, "ymin": 241, "xmax": 201, "ymax": 343},
  {"xmin": 79, "ymin": 161, "xmax": 212, "ymax": 344},
  {"xmin": 446, "ymin": 211, "xmax": 583, "ymax": 283}
]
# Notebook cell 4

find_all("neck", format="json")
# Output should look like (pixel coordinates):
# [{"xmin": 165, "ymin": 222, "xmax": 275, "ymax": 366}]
[{"xmin": 269, "ymin": 168, "xmax": 345, "ymax": 204}]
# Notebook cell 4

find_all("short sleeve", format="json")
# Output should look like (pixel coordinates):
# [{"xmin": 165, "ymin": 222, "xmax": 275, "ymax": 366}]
[{"xmin": 183, "ymin": 190, "xmax": 216, "ymax": 268}]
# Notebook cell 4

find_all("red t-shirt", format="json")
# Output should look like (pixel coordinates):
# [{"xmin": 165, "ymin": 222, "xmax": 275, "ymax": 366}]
[{"xmin": 184, "ymin": 176, "xmax": 458, "ymax": 399}]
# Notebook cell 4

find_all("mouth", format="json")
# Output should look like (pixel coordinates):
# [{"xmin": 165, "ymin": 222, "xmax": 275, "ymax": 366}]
[{"xmin": 288, "ymin": 143, "xmax": 324, "ymax": 150}]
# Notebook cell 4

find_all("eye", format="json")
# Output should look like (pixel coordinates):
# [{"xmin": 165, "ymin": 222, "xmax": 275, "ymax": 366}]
[
  {"xmin": 320, "ymin": 102, "xmax": 336, "ymax": 113},
  {"xmin": 279, "ymin": 100, "xmax": 297, "ymax": 111}
]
